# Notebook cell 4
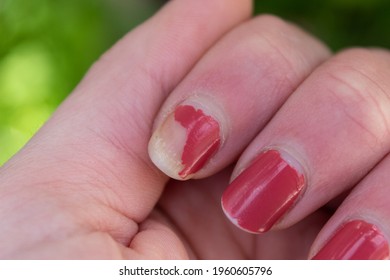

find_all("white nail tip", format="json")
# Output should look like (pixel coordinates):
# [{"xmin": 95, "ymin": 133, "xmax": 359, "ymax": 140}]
[{"xmin": 148, "ymin": 133, "xmax": 184, "ymax": 180}]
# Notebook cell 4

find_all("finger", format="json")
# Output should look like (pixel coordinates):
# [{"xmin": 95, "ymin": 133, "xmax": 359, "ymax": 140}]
[
  {"xmin": 156, "ymin": 166, "xmax": 329, "ymax": 259},
  {"xmin": 222, "ymin": 48, "xmax": 390, "ymax": 233},
  {"xmin": 0, "ymin": 0, "xmax": 252, "ymax": 253},
  {"xmin": 148, "ymin": 15, "xmax": 330, "ymax": 180},
  {"xmin": 310, "ymin": 154, "xmax": 390, "ymax": 260}
]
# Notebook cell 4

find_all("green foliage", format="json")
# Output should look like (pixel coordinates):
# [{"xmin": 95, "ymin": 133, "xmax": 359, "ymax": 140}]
[
  {"xmin": 254, "ymin": 0, "xmax": 390, "ymax": 50},
  {"xmin": 1, "ymin": 0, "xmax": 389, "ymax": 164},
  {"xmin": 0, "ymin": 0, "xmax": 161, "ymax": 164}
]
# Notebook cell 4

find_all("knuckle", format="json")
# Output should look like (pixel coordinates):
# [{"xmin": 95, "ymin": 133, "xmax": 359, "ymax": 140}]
[
  {"xmin": 231, "ymin": 14, "xmax": 292, "ymax": 58},
  {"xmin": 332, "ymin": 48, "xmax": 390, "ymax": 87},
  {"xmin": 229, "ymin": 14, "xmax": 328, "ymax": 85},
  {"xmin": 253, "ymin": 14, "xmax": 291, "ymax": 30},
  {"xmin": 322, "ymin": 49, "xmax": 390, "ymax": 145},
  {"xmin": 228, "ymin": 16, "xmax": 304, "ymax": 87}
]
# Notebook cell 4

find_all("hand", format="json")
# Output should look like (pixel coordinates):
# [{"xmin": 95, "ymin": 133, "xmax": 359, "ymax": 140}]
[{"xmin": 1, "ymin": 0, "xmax": 389, "ymax": 260}]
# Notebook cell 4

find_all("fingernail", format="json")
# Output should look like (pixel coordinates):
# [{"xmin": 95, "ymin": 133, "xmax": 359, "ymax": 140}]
[
  {"xmin": 149, "ymin": 104, "xmax": 221, "ymax": 180},
  {"xmin": 221, "ymin": 149, "xmax": 305, "ymax": 233},
  {"xmin": 312, "ymin": 220, "xmax": 390, "ymax": 260}
]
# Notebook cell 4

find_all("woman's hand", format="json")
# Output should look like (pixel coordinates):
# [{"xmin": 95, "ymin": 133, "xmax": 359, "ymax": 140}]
[{"xmin": 1, "ymin": 0, "xmax": 389, "ymax": 260}]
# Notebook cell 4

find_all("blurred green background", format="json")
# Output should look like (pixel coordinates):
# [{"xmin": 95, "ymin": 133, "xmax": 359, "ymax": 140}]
[{"xmin": 1, "ymin": 0, "xmax": 390, "ymax": 165}]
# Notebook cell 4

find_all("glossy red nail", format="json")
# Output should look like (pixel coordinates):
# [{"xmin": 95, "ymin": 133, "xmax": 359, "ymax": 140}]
[
  {"xmin": 174, "ymin": 105, "xmax": 220, "ymax": 179},
  {"xmin": 221, "ymin": 149, "xmax": 305, "ymax": 233},
  {"xmin": 312, "ymin": 220, "xmax": 390, "ymax": 260}
]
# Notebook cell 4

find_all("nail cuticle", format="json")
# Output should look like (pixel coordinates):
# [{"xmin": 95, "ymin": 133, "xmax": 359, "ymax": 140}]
[
  {"xmin": 178, "ymin": 95, "xmax": 228, "ymax": 142},
  {"xmin": 231, "ymin": 144, "xmax": 309, "ymax": 184}
]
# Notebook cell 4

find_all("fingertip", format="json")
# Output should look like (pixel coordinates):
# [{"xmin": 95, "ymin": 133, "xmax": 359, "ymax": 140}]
[{"xmin": 148, "ymin": 99, "xmax": 225, "ymax": 180}]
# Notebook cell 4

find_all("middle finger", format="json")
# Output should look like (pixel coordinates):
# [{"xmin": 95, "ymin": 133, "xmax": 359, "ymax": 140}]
[{"xmin": 222, "ymin": 48, "xmax": 390, "ymax": 233}]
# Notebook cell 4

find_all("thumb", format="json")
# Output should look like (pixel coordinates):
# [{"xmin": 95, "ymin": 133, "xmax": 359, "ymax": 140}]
[{"xmin": 0, "ymin": 0, "xmax": 251, "ymax": 241}]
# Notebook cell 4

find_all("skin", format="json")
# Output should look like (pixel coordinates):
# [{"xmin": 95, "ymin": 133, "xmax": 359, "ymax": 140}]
[{"xmin": 1, "ymin": 0, "xmax": 390, "ymax": 259}]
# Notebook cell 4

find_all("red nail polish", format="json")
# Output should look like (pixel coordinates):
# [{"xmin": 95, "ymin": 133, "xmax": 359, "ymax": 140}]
[
  {"xmin": 312, "ymin": 220, "xmax": 390, "ymax": 260},
  {"xmin": 174, "ymin": 105, "xmax": 221, "ymax": 179},
  {"xmin": 221, "ymin": 149, "xmax": 305, "ymax": 233}
]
